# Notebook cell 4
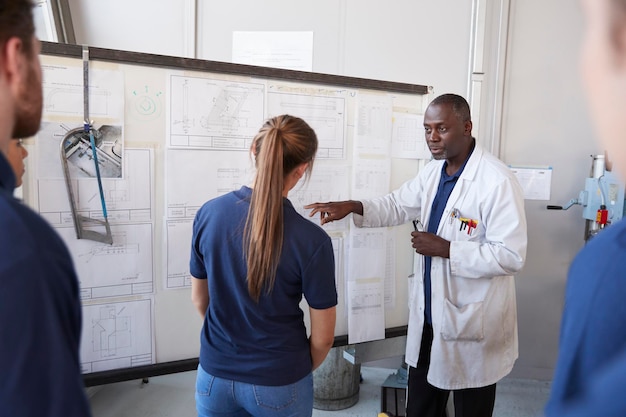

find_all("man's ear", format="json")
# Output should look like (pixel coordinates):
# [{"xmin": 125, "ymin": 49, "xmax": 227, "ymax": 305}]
[
  {"xmin": 0, "ymin": 37, "xmax": 26, "ymax": 87},
  {"xmin": 612, "ymin": 12, "xmax": 626, "ymax": 70},
  {"xmin": 464, "ymin": 120, "xmax": 473, "ymax": 136}
]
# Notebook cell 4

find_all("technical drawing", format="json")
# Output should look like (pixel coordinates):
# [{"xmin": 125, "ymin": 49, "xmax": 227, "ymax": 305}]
[
  {"xmin": 166, "ymin": 149, "xmax": 254, "ymax": 218},
  {"xmin": 44, "ymin": 87, "xmax": 111, "ymax": 117},
  {"xmin": 33, "ymin": 130, "xmax": 152, "ymax": 222},
  {"xmin": 165, "ymin": 218, "xmax": 193, "ymax": 289},
  {"xmin": 81, "ymin": 299, "xmax": 153, "ymax": 373},
  {"xmin": 78, "ymin": 240, "xmax": 140, "ymax": 264},
  {"xmin": 288, "ymin": 164, "xmax": 350, "ymax": 231},
  {"xmin": 201, "ymin": 89, "xmax": 248, "ymax": 132},
  {"xmin": 267, "ymin": 91, "xmax": 347, "ymax": 159},
  {"xmin": 351, "ymin": 291, "xmax": 383, "ymax": 310},
  {"xmin": 216, "ymin": 167, "xmax": 254, "ymax": 195},
  {"xmin": 41, "ymin": 63, "xmax": 124, "ymax": 122},
  {"xmin": 92, "ymin": 305, "xmax": 132, "ymax": 357},
  {"xmin": 56, "ymin": 223, "xmax": 154, "ymax": 297},
  {"xmin": 169, "ymin": 75, "xmax": 265, "ymax": 149}
]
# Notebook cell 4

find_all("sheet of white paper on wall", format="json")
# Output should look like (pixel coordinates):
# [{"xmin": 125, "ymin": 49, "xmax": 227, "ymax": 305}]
[
  {"xmin": 41, "ymin": 61, "xmax": 126, "ymax": 179},
  {"xmin": 384, "ymin": 232, "xmax": 397, "ymax": 309},
  {"xmin": 354, "ymin": 93, "xmax": 393, "ymax": 157},
  {"xmin": 351, "ymin": 157, "xmax": 392, "ymax": 201},
  {"xmin": 267, "ymin": 89, "xmax": 347, "ymax": 159},
  {"xmin": 346, "ymin": 227, "xmax": 387, "ymax": 344},
  {"xmin": 509, "ymin": 166, "xmax": 553, "ymax": 200},
  {"xmin": 232, "ymin": 31, "xmax": 313, "ymax": 72},
  {"xmin": 347, "ymin": 279, "xmax": 385, "ymax": 344},
  {"xmin": 80, "ymin": 297, "xmax": 155, "ymax": 373}
]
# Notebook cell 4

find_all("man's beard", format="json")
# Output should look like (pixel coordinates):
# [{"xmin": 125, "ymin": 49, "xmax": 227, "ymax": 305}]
[
  {"xmin": 12, "ymin": 63, "xmax": 43, "ymax": 139},
  {"xmin": 430, "ymin": 151, "xmax": 447, "ymax": 160}
]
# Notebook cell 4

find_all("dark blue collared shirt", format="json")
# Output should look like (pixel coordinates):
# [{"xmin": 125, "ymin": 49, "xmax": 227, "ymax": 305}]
[
  {"xmin": 423, "ymin": 148, "xmax": 473, "ymax": 323},
  {"xmin": 0, "ymin": 152, "xmax": 92, "ymax": 416}
]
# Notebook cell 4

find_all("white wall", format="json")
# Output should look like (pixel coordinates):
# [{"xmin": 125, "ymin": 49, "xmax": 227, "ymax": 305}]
[
  {"xmin": 501, "ymin": 0, "xmax": 596, "ymax": 379},
  {"xmin": 51, "ymin": 0, "xmax": 597, "ymax": 381},
  {"xmin": 67, "ymin": 0, "xmax": 472, "ymax": 95},
  {"xmin": 68, "ymin": 0, "xmax": 190, "ymax": 57}
]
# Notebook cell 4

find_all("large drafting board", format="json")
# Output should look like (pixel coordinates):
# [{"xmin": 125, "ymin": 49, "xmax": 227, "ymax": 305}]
[{"xmin": 31, "ymin": 42, "xmax": 431, "ymax": 385}]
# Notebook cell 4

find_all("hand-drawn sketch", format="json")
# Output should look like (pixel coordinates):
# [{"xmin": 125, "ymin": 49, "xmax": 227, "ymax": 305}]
[{"xmin": 131, "ymin": 85, "xmax": 163, "ymax": 121}]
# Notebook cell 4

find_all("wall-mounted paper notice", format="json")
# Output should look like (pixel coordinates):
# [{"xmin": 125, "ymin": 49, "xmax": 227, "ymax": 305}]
[
  {"xmin": 232, "ymin": 31, "xmax": 313, "ymax": 72},
  {"xmin": 509, "ymin": 166, "xmax": 553, "ymax": 200}
]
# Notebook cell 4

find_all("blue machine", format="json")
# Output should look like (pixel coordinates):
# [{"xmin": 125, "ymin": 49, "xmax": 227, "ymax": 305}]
[{"xmin": 547, "ymin": 155, "xmax": 625, "ymax": 241}]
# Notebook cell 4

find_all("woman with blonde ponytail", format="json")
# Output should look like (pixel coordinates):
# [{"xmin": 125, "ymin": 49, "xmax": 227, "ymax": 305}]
[{"xmin": 190, "ymin": 115, "xmax": 337, "ymax": 417}]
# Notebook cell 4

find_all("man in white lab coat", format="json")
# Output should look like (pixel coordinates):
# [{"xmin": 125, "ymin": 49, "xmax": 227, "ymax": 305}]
[{"xmin": 305, "ymin": 93, "xmax": 527, "ymax": 417}]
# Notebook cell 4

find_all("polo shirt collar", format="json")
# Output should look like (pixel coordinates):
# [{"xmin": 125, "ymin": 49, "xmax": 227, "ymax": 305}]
[{"xmin": 0, "ymin": 152, "xmax": 16, "ymax": 192}]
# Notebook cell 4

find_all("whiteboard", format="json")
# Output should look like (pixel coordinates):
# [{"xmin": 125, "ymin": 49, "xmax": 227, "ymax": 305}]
[{"xmin": 28, "ymin": 42, "xmax": 431, "ymax": 384}]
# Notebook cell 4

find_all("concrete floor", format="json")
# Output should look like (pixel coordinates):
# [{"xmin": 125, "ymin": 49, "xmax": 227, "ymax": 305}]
[{"xmin": 88, "ymin": 366, "xmax": 551, "ymax": 417}]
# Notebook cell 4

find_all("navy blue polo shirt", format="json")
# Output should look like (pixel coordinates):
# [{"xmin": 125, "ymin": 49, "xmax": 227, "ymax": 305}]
[
  {"xmin": 424, "ymin": 149, "xmax": 473, "ymax": 324},
  {"xmin": 0, "ymin": 153, "xmax": 91, "ymax": 416},
  {"xmin": 190, "ymin": 186, "xmax": 337, "ymax": 386}
]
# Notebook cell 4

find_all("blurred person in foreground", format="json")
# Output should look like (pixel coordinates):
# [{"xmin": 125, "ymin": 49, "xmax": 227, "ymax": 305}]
[
  {"xmin": 190, "ymin": 115, "xmax": 337, "ymax": 417},
  {"xmin": 544, "ymin": 0, "xmax": 626, "ymax": 416},
  {"xmin": 0, "ymin": 1, "xmax": 92, "ymax": 416}
]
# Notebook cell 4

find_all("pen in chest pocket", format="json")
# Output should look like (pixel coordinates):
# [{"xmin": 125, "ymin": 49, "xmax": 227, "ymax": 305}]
[
  {"xmin": 459, "ymin": 217, "xmax": 478, "ymax": 235},
  {"xmin": 449, "ymin": 208, "xmax": 461, "ymax": 224}
]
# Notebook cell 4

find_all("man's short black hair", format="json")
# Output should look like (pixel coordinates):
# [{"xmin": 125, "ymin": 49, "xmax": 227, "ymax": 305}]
[{"xmin": 430, "ymin": 93, "xmax": 472, "ymax": 123}]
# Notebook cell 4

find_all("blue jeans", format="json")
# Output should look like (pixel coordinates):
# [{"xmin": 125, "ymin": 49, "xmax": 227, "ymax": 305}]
[{"xmin": 195, "ymin": 365, "xmax": 313, "ymax": 417}]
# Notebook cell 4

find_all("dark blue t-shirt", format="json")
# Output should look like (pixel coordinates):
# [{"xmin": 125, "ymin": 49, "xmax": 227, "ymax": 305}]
[
  {"xmin": 0, "ymin": 153, "xmax": 91, "ymax": 417},
  {"xmin": 424, "ymin": 153, "xmax": 472, "ymax": 323},
  {"xmin": 190, "ymin": 186, "xmax": 337, "ymax": 386}
]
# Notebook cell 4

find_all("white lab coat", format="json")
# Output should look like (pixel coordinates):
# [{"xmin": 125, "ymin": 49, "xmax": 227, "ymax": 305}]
[{"xmin": 353, "ymin": 144, "xmax": 527, "ymax": 390}]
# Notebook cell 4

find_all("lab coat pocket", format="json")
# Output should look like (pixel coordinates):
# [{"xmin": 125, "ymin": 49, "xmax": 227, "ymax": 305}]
[{"xmin": 441, "ymin": 298, "xmax": 484, "ymax": 341}]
